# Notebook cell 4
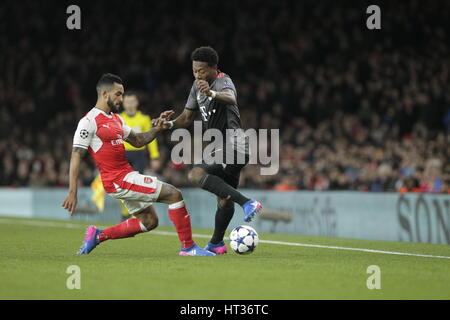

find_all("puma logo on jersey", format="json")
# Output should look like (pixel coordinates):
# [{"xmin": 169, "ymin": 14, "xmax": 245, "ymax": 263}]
[{"xmin": 102, "ymin": 124, "xmax": 110, "ymax": 129}]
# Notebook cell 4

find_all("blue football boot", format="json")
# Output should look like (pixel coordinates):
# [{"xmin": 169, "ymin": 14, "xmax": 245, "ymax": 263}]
[
  {"xmin": 179, "ymin": 244, "xmax": 216, "ymax": 256},
  {"xmin": 242, "ymin": 200, "xmax": 263, "ymax": 222},
  {"xmin": 204, "ymin": 241, "xmax": 227, "ymax": 255},
  {"xmin": 77, "ymin": 225, "xmax": 102, "ymax": 254}
]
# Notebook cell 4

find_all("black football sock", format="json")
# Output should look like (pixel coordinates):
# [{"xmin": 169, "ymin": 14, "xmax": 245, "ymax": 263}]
[
  {"xmin": 199, "ymin": 174, "xmax": 250, "ymax": 206},
  {"xmin": 210, "ymin": 204, "xmax": 235, "ymax": 245}
]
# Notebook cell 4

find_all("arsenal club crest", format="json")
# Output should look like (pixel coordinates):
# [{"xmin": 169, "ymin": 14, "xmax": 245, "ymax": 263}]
[{"xmin": 144, "ymin": 177, "xmax": 153, "ymax": 184}]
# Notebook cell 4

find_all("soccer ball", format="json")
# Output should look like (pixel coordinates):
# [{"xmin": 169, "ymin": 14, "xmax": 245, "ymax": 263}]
[{"xmin": 229, "ymin": 225, "xmax": 259, "ymax": 254}]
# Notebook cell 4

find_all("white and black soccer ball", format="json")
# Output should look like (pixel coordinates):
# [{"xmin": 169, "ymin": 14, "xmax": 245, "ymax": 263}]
[{"xmin": 229, "ymin": 225, "xmax": 259, "ymax": 255}]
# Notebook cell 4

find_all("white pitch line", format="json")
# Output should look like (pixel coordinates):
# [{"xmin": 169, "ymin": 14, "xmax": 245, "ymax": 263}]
[
  {"xmin": 1, "ymin": 218, "xmax": 450, "ymax": 260},
  {"xmin": 259, "ymin": 239, "xmax": 450, "ymax": 260},
  {"xmin": 0, "ymin": 218, "xmax": 83, "ymax": 229}
]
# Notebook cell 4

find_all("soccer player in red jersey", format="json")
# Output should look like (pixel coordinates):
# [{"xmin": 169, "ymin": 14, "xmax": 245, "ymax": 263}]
[{"xmin": 61, "ymin": 73, "xmax": 214, "ymax": 256}]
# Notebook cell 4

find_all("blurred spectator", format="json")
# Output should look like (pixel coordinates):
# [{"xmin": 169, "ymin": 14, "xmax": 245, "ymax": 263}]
[{"xmin": 1, "ymin": 0, "xmax": 450, "ymax": 193}]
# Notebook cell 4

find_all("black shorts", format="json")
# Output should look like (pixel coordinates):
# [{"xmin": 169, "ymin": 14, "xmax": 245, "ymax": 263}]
[
  {"xmin": 195, "ymin": 163, "xmax": 246, "ymax": 189},
  {"xmin": 195, "ymin": 150, "xmax": 250, "ymax": 189}
]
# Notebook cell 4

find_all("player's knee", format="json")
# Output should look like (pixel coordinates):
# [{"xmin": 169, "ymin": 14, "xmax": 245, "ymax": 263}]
[
  {"xmin": 173, "ymin": 188, "xmax": 183, "ymax": 203},
  {"xmin": 135, "ymin": 207, "xmax": 158, "ymax": 231},
  {"xmin": 144, "ymin": 215, "xmax": 158, "ymax": 231},
  {"xmin": 219, "ymin": 198, "xmax": 234, "ymax": 210},
  {"xmin": 188, "ymin": 167, "xmax": 206, "ymax": 185},
  {"xmin": 158, "ymin": 183, "xmax": 184, "ymax": 204},
  {"xmin": 167, "ymin": 184, "xmax": 183, "ymax": 203}
]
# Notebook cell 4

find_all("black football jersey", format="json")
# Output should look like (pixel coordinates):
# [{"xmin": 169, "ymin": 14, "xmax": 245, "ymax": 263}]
[{"xmin": 185, "ymin": 72, "xmax": 249, "ymax": 156}]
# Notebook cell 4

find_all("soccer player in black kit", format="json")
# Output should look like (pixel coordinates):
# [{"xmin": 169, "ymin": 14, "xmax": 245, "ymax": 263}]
[{"xmin": 155, "ymin": 46, "xmax": 262, "ymax": 254}]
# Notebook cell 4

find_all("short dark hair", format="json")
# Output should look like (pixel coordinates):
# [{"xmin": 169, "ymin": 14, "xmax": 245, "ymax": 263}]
[
  {"xmin": 191, "ymin": 46, "xmax": 219, "ymax": 67},
  {"xmin": 96, "ymin": 73, "xmax": 123, "ymax": 95},
  {"xmin": 124, "ymin": 90, "xmax": 138, "ymax": 99}
]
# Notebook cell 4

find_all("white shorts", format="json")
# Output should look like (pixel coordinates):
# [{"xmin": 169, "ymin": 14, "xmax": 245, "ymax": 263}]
[{"xmin": 109, "ymin": 171, "xmax": 163, "ymax": 215}]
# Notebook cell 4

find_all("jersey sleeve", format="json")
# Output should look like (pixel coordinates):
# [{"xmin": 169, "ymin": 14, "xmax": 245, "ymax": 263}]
[
  {"xmin": 117, "ymin": 115, "xmax": 132, "ymax": 139},
  {"xmin": 73, "ymin": 117, "xmax": 95, "ymax": 150},
  {"xmin": 216, "ymin": 76, "xmax": 237, "ymax": 97},
  {"xmin": 185, "ymin": 84, "xmax": 199, "ymax": 110}
]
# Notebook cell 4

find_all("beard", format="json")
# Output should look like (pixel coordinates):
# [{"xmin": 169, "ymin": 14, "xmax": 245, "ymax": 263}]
[{"xmin": 107, "ymin": 97, "xmax": 119, "ymax": 112}]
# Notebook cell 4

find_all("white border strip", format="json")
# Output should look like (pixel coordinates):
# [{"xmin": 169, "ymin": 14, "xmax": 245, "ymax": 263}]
[{"xmin": 1, "ymin": 218, "xmax": 449, "ymax": 260}]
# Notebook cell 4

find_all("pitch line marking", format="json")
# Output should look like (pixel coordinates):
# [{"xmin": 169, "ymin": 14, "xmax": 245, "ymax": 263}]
[{"xmin": 1, "ymin": 218, "xmax": 449, "ymax": 260}]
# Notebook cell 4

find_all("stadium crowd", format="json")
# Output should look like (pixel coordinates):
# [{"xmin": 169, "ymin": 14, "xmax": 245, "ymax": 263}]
[{"xmin": 1, "ymin": 0, "xmax": 450, "ymax": 192}]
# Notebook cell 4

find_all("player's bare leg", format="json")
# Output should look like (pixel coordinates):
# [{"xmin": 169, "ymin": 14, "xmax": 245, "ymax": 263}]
[
  {"xmin": 133, "ymin": 206, "xmax": 159, "ymax": 231},
  {"xmin": 188, "ymin": 167, "xmax": 262, "ymax": 222},
  {"xmin": 157, "ymin": 182, "xmax": 215, "ymax": 256}
]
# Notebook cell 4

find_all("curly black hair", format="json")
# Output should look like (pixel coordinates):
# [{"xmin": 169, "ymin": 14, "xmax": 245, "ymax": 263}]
[{"xmin": 190, "ymin": 46, "xmax": 219, "ymax": 67}]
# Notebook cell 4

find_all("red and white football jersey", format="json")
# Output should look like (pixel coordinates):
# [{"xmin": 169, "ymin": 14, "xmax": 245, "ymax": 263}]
[{"xmin": 73, "ymin": 107, "xmax": 134, "ymax": 193}]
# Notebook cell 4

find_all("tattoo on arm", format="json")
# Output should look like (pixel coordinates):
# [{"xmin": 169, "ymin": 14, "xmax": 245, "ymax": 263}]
[
  {"xmin": 137, "ymin": 129, "xmax": 160, "ymax": 146},
  {"xmin": 126, "ymin": 129, "xmax": 160, "ymax": 148},
  {"xmin": 125, "ymin": 131, "xmax": 140, "ymax": 148},
  {"xmin": 72, "ymin": 147, "xmax": 87, "ymax": 157}
]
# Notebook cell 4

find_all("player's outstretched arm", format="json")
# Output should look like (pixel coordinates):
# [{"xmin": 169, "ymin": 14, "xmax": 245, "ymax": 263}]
[
  {"xmin": 152, "ymin": 109, "xmax": 196, "ymax": 130},
  {"xmin": 167, "ymin": 108, "xmax": 196, "ymax": 129},
  {"xmin": 126, "ymin": 127, "xmax": 163, "ymax": 148},
  {"xmin": 174, "ymin": 108, "xmax": 196, "ymax": 129},
  {"xmin": 62, "ymin": 147, "xmax": 86, "ymax": 216}
]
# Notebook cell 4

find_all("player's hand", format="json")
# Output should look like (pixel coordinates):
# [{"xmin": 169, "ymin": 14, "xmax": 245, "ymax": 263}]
[
  {"xmin": 152, "ymin": 110, "xmax": 175, "ymax": 130},
  {"xmin": 153, "ymin": 119, "xmax": 172, "ymax": 131},
  {"xmin": 152, "ymin": 110, "xmax": 174, "ymax": 125},
  {"xmin": 159, "ymin": 110, "xmax": 175, "ymax": 120},
  {"xmin": 62, "ymin": 192, "xmax": 78, "ymax": 216},
  {"xmin": 153, "ymin": 118, "xmax": 172, "ymax": 131},
  {"xmin": 195, "ymin": 80, "xmax": 211, "ymax": 96}
]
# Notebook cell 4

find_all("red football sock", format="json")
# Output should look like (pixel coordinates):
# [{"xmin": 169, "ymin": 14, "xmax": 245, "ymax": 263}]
[
  {"xmin": 168, "ymin": 201, "xmax": 195, "ymax": 248},
  {"xmin": 98, "ymin": 218, "xmax": 146, "ymax": 242}
]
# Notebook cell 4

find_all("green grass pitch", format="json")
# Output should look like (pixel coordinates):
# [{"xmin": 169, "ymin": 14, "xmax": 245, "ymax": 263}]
[{"xmin": 0, "ymin": 217, "xmax": 449, "ymax": 300}]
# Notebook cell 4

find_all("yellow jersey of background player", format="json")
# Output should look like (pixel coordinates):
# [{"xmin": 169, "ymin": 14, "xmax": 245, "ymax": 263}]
[{"xmin": 120, "ymin": 92, "xmax": 160, "ymax": 174}]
